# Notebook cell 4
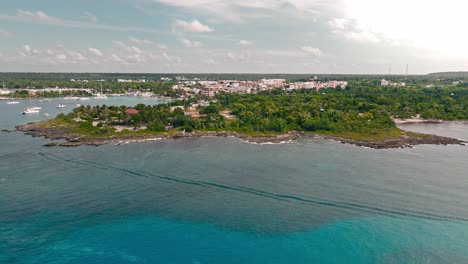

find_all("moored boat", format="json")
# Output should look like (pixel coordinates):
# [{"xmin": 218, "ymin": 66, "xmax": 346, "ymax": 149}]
[{"xmin": 22, "ymin": 107, "xmax": 40, "ymax": 114}]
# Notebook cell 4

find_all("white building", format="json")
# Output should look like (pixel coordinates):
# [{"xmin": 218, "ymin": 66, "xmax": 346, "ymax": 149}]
[{"xmin": 381, "ymin": 79, "xmax": 390, "ymax": 86}]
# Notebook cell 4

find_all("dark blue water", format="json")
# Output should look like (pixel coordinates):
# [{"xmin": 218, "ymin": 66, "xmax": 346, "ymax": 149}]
[{"xmin": 1, "ymin": 98, "xmax": 468, "ymax": 263}]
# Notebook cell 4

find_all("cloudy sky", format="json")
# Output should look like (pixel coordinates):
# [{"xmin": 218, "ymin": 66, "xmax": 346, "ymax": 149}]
[{"xmin": 0, "ymin": 0, "xmax": 467, "ymax": 74}]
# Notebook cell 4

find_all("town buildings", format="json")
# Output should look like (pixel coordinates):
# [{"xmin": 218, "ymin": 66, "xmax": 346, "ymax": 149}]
[{"xmin": 172, "ymin": 78, "xmax": 348, "ymax": 97}]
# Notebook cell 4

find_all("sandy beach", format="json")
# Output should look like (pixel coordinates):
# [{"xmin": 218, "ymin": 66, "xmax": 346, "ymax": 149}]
[{"xmin": 392, "ymin": 116, "xmax": 443, "ymax": 124}]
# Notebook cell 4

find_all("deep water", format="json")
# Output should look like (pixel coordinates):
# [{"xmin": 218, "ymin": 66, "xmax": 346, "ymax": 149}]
[{"xmin": 1, "ymin": 98, "xmax": 468, "ymax": 263}]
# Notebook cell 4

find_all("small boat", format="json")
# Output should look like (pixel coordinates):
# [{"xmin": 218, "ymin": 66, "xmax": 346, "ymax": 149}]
[
  {"xmin": 42, "ymin": 113, "xmax": 50, "ymax": 117},
  {"xmin": 64, "ymin": 96, "xmax": 79, "ymax": 100},
  {"xmin": 57, "ymin": 104, "xmax": 67, "ymax": 109},
  {"xmin": 78, "ymin": 97, "xmax": 90, "ymax": 101},
  {"xmin": 40, "ymin": 90, "xmax": 51, "ymax": 102},
  {"xmin": 75, "ymin": 104, "xmax": 82, "ymax": 107},
  {"xmin": 5, "ymin": 82, "xmax": 20, "ymax": 104},
  {"xmin": 94, "ymin": 94, "xmax": 107, "ymax": 99},
  {"xmin": 22, "ymin": 107, "xmax": 40, "ymax": 114},
  {"xmin": 94, "ymin": 83, "xmax": 107, "ymax": 99},
  {"xmin": 30, "ymin": 106, "xmax": 42, "ymax": 110}
]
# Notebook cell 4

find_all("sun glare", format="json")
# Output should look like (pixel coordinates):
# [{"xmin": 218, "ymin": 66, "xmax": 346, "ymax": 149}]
[{"xmin": 344, "ymin": 0, "xmax": 468, "ymax": 57}]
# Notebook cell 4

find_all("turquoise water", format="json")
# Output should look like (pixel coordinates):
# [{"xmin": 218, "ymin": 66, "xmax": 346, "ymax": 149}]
[{"xmin": 1, "ymin": 98, "xmax": 468, "ymax": 263}]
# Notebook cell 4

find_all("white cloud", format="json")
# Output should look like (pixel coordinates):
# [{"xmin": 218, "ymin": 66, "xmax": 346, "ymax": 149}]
[
  {"xmin": 173, "ymin": 19, "xmax": 214, "ymax": 33},
  {"xmin": 0, "ymin": 29, "xmax": 13, "ymax": 38},
  {"xmin": 18, "ymin": 44, "xmax": 41, "ymax": 56},
  {"xmin": 129, "ymin": 37, "xmax": 167, "ymax": 49},
  {"xmin": 16, "ymin": 9, "xmax": 63, "ymax": 24},
  {"xmin": 179, "ymin": 38, "xmax": 202, "ymax": 48},
  {"xmin": 327, "ymin": 18, "xmax": 349, "ymax": 30},
  {"xmin": 239, "ymin": 40, "xmax": 254, "ymax": 46},
  {"xmin": 301, "ymin": 46, "xmax": 323, "ymax": 57},
  {"xmin": 162, "ymin": 52, "xmax": 181, "ymax": 63},
  {"xmin": 226, "ymin": 51, "xmax": 250, "ymax": 62},
  {"xmin": 68, "ymin": 51, "xmax": 87, "ymax": 61},
  {"xmin": 110, "ymin": 54, "xmax": 127, "ymax": 63},
  {"xmin": 327, "ymin": 17, "xmax": 381, "ymax": 44},
  {"xmin": 83, "ymin": 11, "xmax": 98, "ymax": 23},
  {"xmin": 55, "ymin": 54, "xmax": 67, "ymax": 61},
  {"xmin": 343, "ymin": 30, "xmax": 380, "ymax": 43},
  {"xmin": 0, "ymin": 10, "xmax": 167, "ymax": 35},
  {"xmin": 126, "ymin": 53, "xmax": 146, "ymax": 63},
  {"xmin": 205, "ymin": 58, "xmax": 219, "ymax": 64},
  {"xmin": 156, "ymin": 0, "xmax": 337, "ymax": 22},
  {"xmin": 113, "ymin": 41, "xmax": 143, "ymax": 54},
  {"xmin": 129, "ymin": 37, "xmax": 153, "ymax": 45},
  {"xmin": 23, "ymin": 45, "xmax": 32, "ymax": 53},
  {"xmin": 129, "ymin": 46, "xmax": 142, "ymax": 54},
  {"xmin": 88, "ymin": 48, "xmax": 103, "ymax": 57}
]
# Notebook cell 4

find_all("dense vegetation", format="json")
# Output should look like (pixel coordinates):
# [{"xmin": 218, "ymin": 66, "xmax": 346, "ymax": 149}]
[
  {"xmin": 57, "ymin": 85, "xmax": 467, "ymax": 140},
  {"xmin": 2, "ymin": 81, "xmax": 176, "ymax": 98}
]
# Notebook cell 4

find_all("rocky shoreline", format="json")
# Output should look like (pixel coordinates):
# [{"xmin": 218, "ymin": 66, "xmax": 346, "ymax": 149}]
[
  {"xmin": 15, "ymin": 122, "xmax": 466, "ymax": 149},
  {"xmin": 305, "ymin": 133, "xmax": 465, "ymax": 149},
  {"xmin": 15, "ymin": 122, "xmax": 300, "ymax": 147}
]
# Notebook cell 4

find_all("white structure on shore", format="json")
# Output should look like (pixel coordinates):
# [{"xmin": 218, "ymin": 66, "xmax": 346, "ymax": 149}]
[
  {"xmin": 117, "ymin": 79, "xmax": 146, "ymax": 83},
  {"xmin": 381, "ymin": 79, "xmax": 406, "ymax": 87}
]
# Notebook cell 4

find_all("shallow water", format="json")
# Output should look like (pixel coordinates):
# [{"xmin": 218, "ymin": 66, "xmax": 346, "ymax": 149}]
[
  {"xmin": 398, "ymin": 121, "xmax": 468, "ymax": 141},
  {"xmin": 1, "ymin": 98, "xmax": 468, "ymax": 263}
]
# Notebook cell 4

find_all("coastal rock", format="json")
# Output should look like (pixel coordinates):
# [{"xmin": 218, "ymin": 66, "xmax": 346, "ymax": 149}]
[{"xmin": 16, "ymin": 121, "xmax": 465, "ymax": 149}]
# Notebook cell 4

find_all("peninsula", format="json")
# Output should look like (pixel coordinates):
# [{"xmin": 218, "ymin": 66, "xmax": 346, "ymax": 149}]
[{"xmin": 16, "ymin": 85, "xmax": 467, "ymax": 149}]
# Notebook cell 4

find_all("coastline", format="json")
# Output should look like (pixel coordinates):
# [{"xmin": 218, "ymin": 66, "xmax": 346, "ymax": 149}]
[
  {"xmin": 392, "ymin": 116, "xmax": 444, "ymax": 124},
  {"xmin": 15, "ymin": 122, "xmax": 300, "ymax": 147},
  {"xmin": 15, "ymin": 121, "xmax": 466, "ymax": 149}
]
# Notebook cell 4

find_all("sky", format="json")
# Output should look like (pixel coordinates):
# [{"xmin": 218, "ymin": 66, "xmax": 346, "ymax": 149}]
[{"xmin": 0, "ymin": 0, "xmax": 467, "ymax": 74}]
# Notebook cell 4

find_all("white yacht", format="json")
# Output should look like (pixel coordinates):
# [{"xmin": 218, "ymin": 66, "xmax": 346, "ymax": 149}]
[
  {"xmin": 22, "ymin": 107, "xmax": 40, "ymax": 114},
  {"xmin": 57, "ymin": 104, "xmax": 67, "ymax": 109}
]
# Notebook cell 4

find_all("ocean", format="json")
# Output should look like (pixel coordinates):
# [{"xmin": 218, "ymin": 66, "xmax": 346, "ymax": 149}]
[{"xmin": 1, "ymin": 98, "xmax": 468, "ymax": 263}]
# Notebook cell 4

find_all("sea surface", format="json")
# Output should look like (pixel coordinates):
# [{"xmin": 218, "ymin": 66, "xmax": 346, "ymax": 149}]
[{"xmin": 1, "ymin": 98, "xmax": 468, "ymax": 264}]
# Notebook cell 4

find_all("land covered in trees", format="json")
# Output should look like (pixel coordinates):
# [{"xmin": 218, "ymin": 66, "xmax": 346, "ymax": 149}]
[{"xmin": 17, "ymin": 84, "xmax": 467, "ymax": 148}]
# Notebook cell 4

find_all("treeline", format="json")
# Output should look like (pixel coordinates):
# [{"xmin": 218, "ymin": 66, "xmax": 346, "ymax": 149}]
[
  {"xmin": 69, "ymin": 104, "xmax": 227, "ymax": 134},
  {"xmin": 2, "ymin": 80, "xmax": 176, "ymax": 96}
]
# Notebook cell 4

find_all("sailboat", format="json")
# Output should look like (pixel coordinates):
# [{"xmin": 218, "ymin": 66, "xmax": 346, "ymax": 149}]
[
  {"xmin": 94, "ymin": 83, "xmax": 107, "ymax": 99},
  {"xmin": 22, "ymin": 92, "xmax": 42, "ymax": 114},
  {"xmin": 4, "ymin": 81, "xmax": 20, "ymax": 105},
  {"xmin": 78, "ymin": 89, "xmax": 90, "ymax": 101},
  {"xmin": 40, "ymin": 90, "xmax": 51, "ymax": 102},
  {"xmin": 23, "ymin": 96, "xmax": 40, "ymax": 114}
]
